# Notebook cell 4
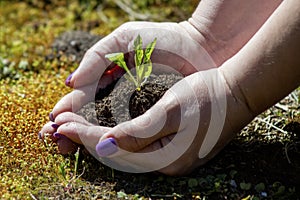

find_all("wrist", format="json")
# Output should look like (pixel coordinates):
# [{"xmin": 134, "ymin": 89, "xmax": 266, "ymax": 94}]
[
  {"xmin": 219, "ymin": 0, "xmax": 300, "ymax": 121},
  {"xmin": 178, "ymin": 20, "xmax": 227, "ymax": 67},
  {"xmin": 181, "ymin": 0, "xmax": 282, "ymax": 66},
  {"xmin": 218, "ymin": 66, "xmax": 256, "ymax": 133}
]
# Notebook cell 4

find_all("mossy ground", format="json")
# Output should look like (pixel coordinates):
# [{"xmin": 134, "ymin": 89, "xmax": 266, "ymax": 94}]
[{"xmin": 0, "ymin": 1, "xmax": 299, "ymax": 199}]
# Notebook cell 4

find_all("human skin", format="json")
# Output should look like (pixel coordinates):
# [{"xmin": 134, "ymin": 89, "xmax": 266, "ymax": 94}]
[
  {"xmin": 98, "ymin": 0, "xmax": 300, "ymax": 174},
  {"xmin": 38, "ymin": 1, "xmax": 300, "ymax": 175},
  {"xmin": 41, "ymin": 0, "xmax": 282, "ymax": 135}
]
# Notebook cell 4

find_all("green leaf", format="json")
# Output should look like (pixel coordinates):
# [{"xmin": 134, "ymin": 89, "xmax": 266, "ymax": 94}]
[
  {"xmin": 229, "ymin": 170, "xmax": 237, "ymax": 178},
  {"xmin": 124, "ymin": 73, "xmax": 135, "ymax": 83},
  {"xmin": 58, "ymin": 163, "xmax": 66, "ymax": 181},
  {"xmin": 137, "ymin": 64, "xmax": 144, "ymax": 84},
  {"xmin": 240, "ymin": 182, "xmax": 252, "ymax": 190},
  {"xmin": 134, "ymin": 35, "xmax": 144, "ymax": 85},
  {"xmin": 133, "ymin": 34, "xmax": 142, "ymax": 51},
  {"xmin": 135, "ymin": 49, "xmax": 144, "ymax": 69},
  {"xmin": 142, "ymin": 62, "xmax": 152, "ymax": 79},
  {"xmin": 135, "ymin": 49, "xmax": 143, "ymax": 85},
  {"xmin": 105, "ymin": 35, "xmax": 157, "ymax": 91},
  {"xmin": 255, "ymin": 183, "xmax": 265, "ymax": 192},
  {"xmin": 105, "ymin": 52, "xmax": 138, "ymax": 87},
  {"xmin": 117, "ymin": 191, "xmax": 128, "ymax": 198},
  {"xmin": 74, "ymin": 148, "xmax": 80, "ymax": 177},
  {"xmin": 241, "ymin": 195, "xmax": 251, "ymax": 200},
  {"xmin": 275, "ymin": 185, "xmax": 285, "ymax": 196},
  {"xmin": 137, "ymin": 62, "xmax": 152, "ymax": 87},
  {"xmin": 144, "ymin": 38, "xmax": 157, "ymax": 63},
  {"xmin": 188, "ymin": 178, "xmax": 198, "ymax": 188},
  {"xmin": 105, "ymin": 52, "xmax": 126, "ymax": 69}
]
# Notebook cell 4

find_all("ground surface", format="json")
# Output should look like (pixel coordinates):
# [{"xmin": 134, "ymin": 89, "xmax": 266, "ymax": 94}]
[{"xmin": 0, "ymin": 1, "xmax": 299, "ymax": 199}]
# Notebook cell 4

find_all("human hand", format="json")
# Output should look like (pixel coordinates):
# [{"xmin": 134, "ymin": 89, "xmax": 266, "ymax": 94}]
[
  {"xmin": 40, "ymin": 67, "xmax": 255, "ymax": 175},
  {"xmin": 39, "ymin": 20, "xmax": 218, "ymax": 155},
  {"xmin": 46, "ymin": 20, "xmax": 219, "ymax": 128},
  {"xmin": 39, "ymin": 0, "xmax": 284, "ymax": 173},
  {"xmin": 48, "ymin": 0, "xmax": 282, "ymax": 120}
]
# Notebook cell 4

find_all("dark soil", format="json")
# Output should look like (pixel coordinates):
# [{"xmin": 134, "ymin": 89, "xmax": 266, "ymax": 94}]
[
  {"xmin": 94, "ymin": 73, "xmax": 183, "ymax": 127},
  {"xmin": 78, "ymin": 121, "xmax": 300, "ymax": 199},
  {"xmin": 76, "ymin": 72, "xmax": 183, "ymax": 126}
]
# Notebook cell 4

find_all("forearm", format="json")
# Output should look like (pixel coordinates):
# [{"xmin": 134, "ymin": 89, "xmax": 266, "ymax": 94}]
[
  {"xmin": 220, "ymin": 0, "xmax": 300, "ymax": 128},
  {"xmin": 185, "ymin": 0, "xmax": 282, "ymax": 65}
]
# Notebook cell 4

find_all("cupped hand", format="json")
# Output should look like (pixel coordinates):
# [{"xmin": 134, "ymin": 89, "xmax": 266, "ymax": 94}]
[
  {"xmin": 49, "ymin": 21, "xmax": 217, "ymax": 120},
  {"xmin": 47, "ymin": 0, "xmax": 282, "ymax": 125},
  {"xmin": 39, "ymin": 0, "xmax": 283, "ymax": 175},
  {"xmin": 40, "ymin": 67, "xmax": 254, "ymax": 175},
  {"xmin": 40, "ymin": 21, "xmax": 218, "ymax": 156},
  {"xmin": 39, "ymin": 21, "xmax": 218, "ymax": 157},
  {"xmin": 39, "ymin": 21, "xmax": 248, "ymax": 174}
]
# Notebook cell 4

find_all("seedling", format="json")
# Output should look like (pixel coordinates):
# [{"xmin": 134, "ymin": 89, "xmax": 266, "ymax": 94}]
[
  {"xmin": 57, "ymin": 148, "xmax": 84, "ymax": 187},
  {"xmin": 105, "ymin": 35, "xmax": 157, "ymax": 91}
]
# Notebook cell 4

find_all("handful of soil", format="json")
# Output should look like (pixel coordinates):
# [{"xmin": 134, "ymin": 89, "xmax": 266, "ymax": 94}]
[{"xmin": 77, "ymin": 73, "xmax": 183, "ymax": 127}]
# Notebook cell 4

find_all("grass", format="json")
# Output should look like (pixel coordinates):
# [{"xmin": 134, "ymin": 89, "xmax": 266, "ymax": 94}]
[{"xmin": 1, "ymin": 1, "xmax": 299, "ymax": 199}]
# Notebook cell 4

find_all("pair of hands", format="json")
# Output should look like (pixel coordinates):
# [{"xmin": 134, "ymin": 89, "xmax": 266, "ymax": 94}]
[{"xmin": 40, "ymin": 0, "xmax": 282, "ymax": 175}]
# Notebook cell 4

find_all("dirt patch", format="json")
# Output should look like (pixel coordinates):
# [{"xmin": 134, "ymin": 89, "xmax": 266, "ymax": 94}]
[
  {"xmin": 46, "ymin": 31, "xmax": 102, "ymax": 62},
  {"xmin": 76, "ymin": 120, "xmax": 300, "ymax": 199}
]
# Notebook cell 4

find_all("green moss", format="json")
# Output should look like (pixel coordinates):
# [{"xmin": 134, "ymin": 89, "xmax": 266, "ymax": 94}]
[
  {"xmin": 0, "ymin": 1, "xmax": 198, "ymax": 198},
  {"xmin": 1, "ymin": 1, "xmax": 299, "ymax": 199}
]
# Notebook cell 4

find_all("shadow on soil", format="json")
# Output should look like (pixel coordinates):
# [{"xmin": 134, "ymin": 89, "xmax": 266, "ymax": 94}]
[{"xmin": 77, "ymin": 121, "xmax": 300, "ymax": 199}]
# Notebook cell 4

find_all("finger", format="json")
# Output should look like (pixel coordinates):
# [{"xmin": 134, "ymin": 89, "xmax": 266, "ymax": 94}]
[
  {"xmin": 137, "ymin": 134, "xmax": 175, "ymax": 153},
  {"xmin": 57, "ymin": 120, "xmax": 111, "ymax": 147},
  {"xmin": 54, "ymin": 112, "xmax": 93, "ymax": 126},
  {"xmin": 39, "ymin": 120, "xmax": 79, "ymax": 155},
  {"xmin": 39, "ymin": 121, "xmax": 59, "ymax": 140},
  {"xmin": 53, "ymin": 112, "xmax": 96, "ymax": 155},
  {"xmin": 50, "ymin": 83, "xmax": 97, "ymax": 120},
  {"xmin": 57, "ymin": 122, "xmax": 111, "ymax": 156},
  {"xmin": 56, "ymin": 135, "xmax": 80, "ymax": 155}
]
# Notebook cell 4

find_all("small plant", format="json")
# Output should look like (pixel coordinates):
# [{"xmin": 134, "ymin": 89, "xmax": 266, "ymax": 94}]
[
  {"xmin": 105, "ymin": 35, "xmax": 157, "ymax": 91},
  {"xmin": 58, "ymin": 148, "xmax": 84, "ymax": 188}
]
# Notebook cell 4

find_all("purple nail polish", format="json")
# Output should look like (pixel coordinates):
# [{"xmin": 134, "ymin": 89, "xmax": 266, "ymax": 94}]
[
  {"xmin": 38, "ymin": 132, "xmax": 43, "ymax": 140},
  {"xmin": 51, "ymin": 123, "xmax": 59, "ymax": 129},
  {"xmin": 96, "ymin": 138, "xmax": 118, "ymax": 157},
  {"xmin": 53, "ymin": 132, "xmax": 62, "ymax": 139},
  {"xmin": 49, "ymin": 113, "xmax": 54, "ymax": 122},
  {"xmin": 65, "ymin": 72, "xmax": 74, "ymax": 86}
]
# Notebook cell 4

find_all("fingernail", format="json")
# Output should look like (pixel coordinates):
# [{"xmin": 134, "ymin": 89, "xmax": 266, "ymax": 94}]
[
  {"xmin": 51, "ymin": 123, "xmax": 59, "ymax": 129},
  {"xmin": 38, "ymin": 132, "xmax": 43, "ymax": 140},
  {"xmin": 53, "ymin": 132, "xmax": 63, "ymax": 139},
  {"xmin": 96, "ymin": 138, "xmax": 118, "ymax": 157},
  {"xmin": 49, "ymin": 112, "xmax": 55, "ymax": 122},
  {"xmin": 65, "ymin": 71, "xmax": 74, "ymax": 86}
]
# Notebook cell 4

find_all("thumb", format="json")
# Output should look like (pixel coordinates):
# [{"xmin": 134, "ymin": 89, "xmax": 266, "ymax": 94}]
[
  {"xmin": 96, "ymin": 93, "xmax": 181, "ymax": 157},
  {"xmin": 69, "ymin": 27, "xmax": 133, "ymax": 88}
]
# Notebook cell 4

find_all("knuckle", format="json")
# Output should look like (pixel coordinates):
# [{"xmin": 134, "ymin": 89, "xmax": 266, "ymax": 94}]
[
  {"xmin": 84, "ymin": 48, "xmax": 99, "ymax": 59},
  {"xmin": 118, "ymin": 21, "xmax": 134, "ymax": 31},
  {"xmin": 54, "ymin": 112, "xmax": 73, "ymax": 123},
  {"xmin": 114, "ymin": 125, "xmax": 147, "ymax": 152}
]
